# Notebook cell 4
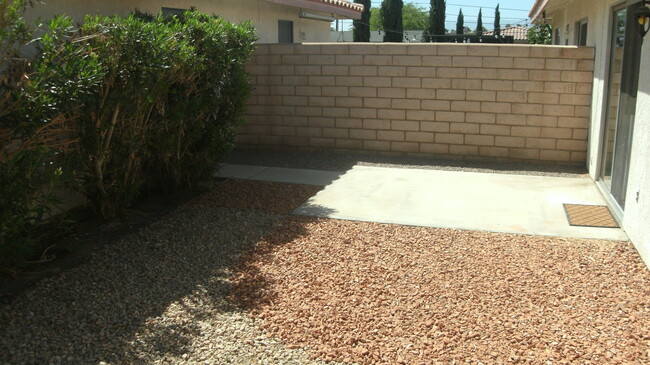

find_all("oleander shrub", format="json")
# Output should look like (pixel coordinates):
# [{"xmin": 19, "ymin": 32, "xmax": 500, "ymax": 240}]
[
  {"xmin": 31, "ymin": 11, "xmax": 256, "ymax": 218},
  {"xmin": 143, "ymin": 11, "xmax": 256, "ymax": 189},
  {"xmin": 1, "ymin": 1, "xmax": 83, "ymax": 267},
  {"xmin": 0, "ymin": 6, "xmax": 256, "ymax": 267},
  {"xmin": 77, "ymin": 12, "xmax": 255, "ymax": 216}
]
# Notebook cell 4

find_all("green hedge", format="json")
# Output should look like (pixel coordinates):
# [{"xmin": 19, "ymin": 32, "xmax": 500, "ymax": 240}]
[{"xmin": 0, "ymin": 3, "xmax": 256, "ymax": 267}]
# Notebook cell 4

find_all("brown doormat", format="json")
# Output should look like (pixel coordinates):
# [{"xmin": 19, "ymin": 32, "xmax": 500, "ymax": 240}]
[{"xmin": 563, "ymin": 204, "xmax": 620, "ymax": 228}]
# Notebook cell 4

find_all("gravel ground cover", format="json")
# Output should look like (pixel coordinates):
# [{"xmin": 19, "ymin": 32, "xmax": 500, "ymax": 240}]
[
  {"xmin": 233, "ymin": 216, "xmax": 650, "ymax": 364},
  {"xmin": 225, "ymin": 150, "xmax": 588, "ymax": 178},
  {"xmin": 0, "ymin": 180, "xmax": 334, "ymax": 364},
  {"xmin": 192, "ymin": 179, "xmax": 323, "ymax": 214},
  {"xmin": 3, "ymin": 177, "xmax": 649, "ymax": 364}
]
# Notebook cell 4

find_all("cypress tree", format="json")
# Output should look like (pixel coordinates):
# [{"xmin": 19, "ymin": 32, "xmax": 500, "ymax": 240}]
[
  {"xmin": 381, "ymin": 0, "xmax": 404, "ymax": 42},
  {"xmin": 476, "ymin": 8, "xmax": 483, "ymax": 36},
  {"xmin": 423, "ymin": 0, "xmax": 446, "ymax": 41},
  {"xmin": 435, "ymin": 0, "xmax": 446, "ymax": 35},
  {"xmin": 353, "ymin": 0, "xmax": 371, "ymax": 42},
  {"xmin": 456, "ymin": 9, "xmax": 464, "ymax": 35},
  {"xmin": 494, "ymin": 4, "xmax": 501, "ymax": 36},
  {"xmin": 422, "ymin": 0, "xmax": 447, "ymax": 42}
]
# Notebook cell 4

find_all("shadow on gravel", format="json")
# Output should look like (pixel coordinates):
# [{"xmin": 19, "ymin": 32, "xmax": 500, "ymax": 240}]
[
  {"xmin": 0, "ymin": 182, "xmax": 328, "ymax": 363},
  {"xmin": 229, "ymin": 211, "xmax": 335, "ymax": 313}
]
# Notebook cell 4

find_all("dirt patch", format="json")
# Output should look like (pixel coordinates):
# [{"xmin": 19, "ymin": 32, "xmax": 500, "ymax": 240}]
[
  {"xmin": 233, "ymin": 216, "xmax": 650, "ymax": 364},
  {"xmin": 192, "ymin": 179, "xmax": 322, "ymax": 214}
]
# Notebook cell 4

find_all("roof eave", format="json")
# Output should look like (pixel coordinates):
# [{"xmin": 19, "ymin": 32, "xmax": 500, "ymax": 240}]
[
  {"xmin": 529, "ymin": 0, "xmax": 550, "ymax": 23},
  {"xmin": 263, "ymin": 0, "xmax": 363, "ymax": 19}
]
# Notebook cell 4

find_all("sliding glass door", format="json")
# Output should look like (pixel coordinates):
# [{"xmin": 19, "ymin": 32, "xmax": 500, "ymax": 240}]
[{"xmin": 600, "ymin": 2, "xmax": 643, "ymax": 210}]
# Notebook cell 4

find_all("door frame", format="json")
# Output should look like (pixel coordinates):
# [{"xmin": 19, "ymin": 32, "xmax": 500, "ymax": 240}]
[{"xmin": 595, "ymin": 0, "xmax": 644, "ymax": 220}]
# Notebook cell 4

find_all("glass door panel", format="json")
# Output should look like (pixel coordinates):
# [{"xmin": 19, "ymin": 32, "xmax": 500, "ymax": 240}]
[
  {"xmin": 600, "ymin": 2, "xmax": 643, "ymax": 210},
  {"xmin": 601, "ymin": 8, "xmax": 626, "ymax": 192}
]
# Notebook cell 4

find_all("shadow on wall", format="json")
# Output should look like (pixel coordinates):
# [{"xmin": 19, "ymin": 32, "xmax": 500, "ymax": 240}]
[{"xmin": 225, "ymin": 149, "xmax": 589, "ymax": 177}]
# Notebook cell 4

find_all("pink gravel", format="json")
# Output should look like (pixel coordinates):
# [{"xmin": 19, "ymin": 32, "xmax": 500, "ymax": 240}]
[{"xmin": 233, "ymin": 216, "xmax": 650, "ymax": 364}]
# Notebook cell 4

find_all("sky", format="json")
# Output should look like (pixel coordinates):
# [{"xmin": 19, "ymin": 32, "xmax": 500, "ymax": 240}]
[{"xmin": 337, "ymin": 0, "xmax": 536, "ymax": 32}]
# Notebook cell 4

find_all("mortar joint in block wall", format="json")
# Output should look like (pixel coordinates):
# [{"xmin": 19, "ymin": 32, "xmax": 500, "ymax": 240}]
[{"xmin": 241, "ymin": 44, "xmax": 594, "ymax": 165}]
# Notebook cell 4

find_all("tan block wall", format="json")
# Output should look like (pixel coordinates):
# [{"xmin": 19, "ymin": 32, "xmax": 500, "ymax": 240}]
[{"xmin": 240, "ymin": 43, "xmax": 595, "ymax": 164}]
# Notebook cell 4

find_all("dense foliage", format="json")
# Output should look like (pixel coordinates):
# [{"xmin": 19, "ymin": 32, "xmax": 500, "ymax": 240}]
[
  {"xmin": 0, "ymin": 5, "xmax": 256, "ymax": 267},
  {"xmin": 371, "ymin": 3, "xmax": 426, "ymax": 32},
  {"xmin": 353, "ymin": 0, "xmax": 371, "ymax": 42},
  {"xmin": 0, "ymin": 0, "xmax": 74, "ymax": 267},
  {"xmin": 380, "ymin": 0, "xmax": 404, "ymax": 42},
  {"xmin": 494, "ymin": 4, "xmax": 501, "ymax": 35},
  {"xmin": 528, "ymin": 24, "xmax": 552, "ymax": 44},
  {"xmin": 476, "ymin": 8, "xmax": 483, "ymax": 36},
  {"xmin": 422, "ymin": 0, "xmax": 445, "ymax": 41},
  {"xmin": 456, "ymin": 9, "xmax": 464, "ymax": 35}
]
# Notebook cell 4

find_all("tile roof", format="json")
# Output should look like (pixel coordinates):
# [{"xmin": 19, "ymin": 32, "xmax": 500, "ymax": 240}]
[
  {"xmin": 263, "ymin": 0, "xmax": 364, "ymax": 19},
  {"xmin": 313, "ymin": 0, "xmax": 364, "ymax": 12},
  {"xmin": 483, "ymin": 26, "xmax": 529, "ymax": 41}
]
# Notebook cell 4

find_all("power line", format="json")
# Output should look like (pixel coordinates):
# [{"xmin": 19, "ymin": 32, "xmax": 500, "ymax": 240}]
[
  {"xmin": 345, "ymin": 13, "xmax": 528, "ymax": 21},
  {"xmin": 409, "ymin": 2, "xmax": 531, "ymax": 12},
  {"xmin": 342, "ymin": 18, "xmax": 524, "ymax": 38}
]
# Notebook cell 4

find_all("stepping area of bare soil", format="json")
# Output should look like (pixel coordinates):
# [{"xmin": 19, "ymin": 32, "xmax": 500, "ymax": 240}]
[{"xmin": 1, "ymin": 177, "xmax": 649, "ymax": 364}]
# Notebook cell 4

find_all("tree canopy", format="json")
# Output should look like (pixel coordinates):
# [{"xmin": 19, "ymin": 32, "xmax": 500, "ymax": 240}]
[
  {"xmin": 527, "ymin": 24, "xmax": 552, "ymax": 44},
  {"xmin": 422, "ymin": 0, "xmax": 446, "ymax": 41},
  {"xmin": 456, "ymin": 9, "xmax": 464, "ymax": 35},
  {"xmin": 494, "ymin": 4, "xmax": 501, "ymax": 35},
  {"xmin": 380, "ymin": 0, "xmax": 404, "ymax": 42},
  {"xmin": 370, "ymin": 3, "xmax": 427, "ymax": 31},
  {"xmin": 353, "ymin": 0, "xmax": 371, "ymax": 41},
  {"xmin": 476, "ymin": 8, "xmax": 483, "ymax": 36}
]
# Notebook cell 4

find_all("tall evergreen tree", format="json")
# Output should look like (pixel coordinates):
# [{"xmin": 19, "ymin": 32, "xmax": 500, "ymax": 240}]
[
  {"xmin": 353, "ymin": 0, "xmax": 371, "ymax": 42},
  {"xmin": 476, "ymin": 8, "xmax": 483, "ymax": 36},
  {"xmin": 494, "ymin": 4, "xmax": 501, "ymax": 36},
  {"xmin": 435, "ymin": 0, "xmax": 446, "ymax": 35},
  {"xmin": 423, "ymin": 0, "xmax": 446, "ymax": 41},
  {"xmin": 381, "ymin": 0, "xmax": 404, "ymax": 42},
  {"xmin": 456, "ymin": 9, "xmax": 464, "ymax": 35}
]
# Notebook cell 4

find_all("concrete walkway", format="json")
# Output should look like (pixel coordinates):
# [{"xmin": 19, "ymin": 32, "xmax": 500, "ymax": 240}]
[{"xmin": 216, "ymin": 163, "xmax": 628, "ymax": 241}]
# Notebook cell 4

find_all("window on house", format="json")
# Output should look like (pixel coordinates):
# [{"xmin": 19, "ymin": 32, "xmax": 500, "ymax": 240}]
[
  {"xmin": 162, "ymin": 7, "xmax": 186, "ymax": 17},
  {"xmin": 278, "ymin": 20, "xmax": 294, "ymax": 43},
  {"xmin": 575, "ymin": 19, "xmax": 588, "ymax": 46},
  {"xmin": 554, "ymin": 28, "xmax": 561, "ymax": 45}
]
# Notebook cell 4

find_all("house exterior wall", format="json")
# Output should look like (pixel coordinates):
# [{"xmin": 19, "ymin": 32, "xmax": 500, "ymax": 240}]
[
  {"xmin": 540, "ymin": 0, "xmax": 650, "ymax": 267},
  {"xmin": 24, "ymin": 0, "xmax": 332, "ymax": 43},
  {"xmin": 240, "ymin": 43, "xmax": 595, "ymax": 165},
  {"xmin": 625, "ymin": 37, "xmax": 650, "ymax": 267}
]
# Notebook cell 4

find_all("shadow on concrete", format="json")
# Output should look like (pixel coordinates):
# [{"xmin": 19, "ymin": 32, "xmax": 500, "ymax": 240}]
[{"xmin": 225, "ymin": 149, "xmax": 588, "ymax": 178}]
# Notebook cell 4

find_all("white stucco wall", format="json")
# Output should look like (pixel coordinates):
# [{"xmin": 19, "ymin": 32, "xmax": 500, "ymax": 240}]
[
  {"xmin": 24, "ymin": 0, "xmax": 333, "ymax": 43},
  {"xmin": 543, "ymin": 0, "xmax": 649, "ymax": 267},
  {"xmin": 542, "ymin": 0, "xmax": 613, "ymax": 177},
  {"xmin": 624, "ymin": 36, "xmax": 650, "ymax": 268}
]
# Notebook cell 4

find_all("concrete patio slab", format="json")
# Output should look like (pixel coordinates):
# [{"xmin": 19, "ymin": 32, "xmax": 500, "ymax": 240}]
[
  {"xmin": 293, "ymin": 165, "xmax": 628, "ymax": 241},
  {"xmin": 215, "ymin": 164, "xmax": 343, "ymax": 186}
]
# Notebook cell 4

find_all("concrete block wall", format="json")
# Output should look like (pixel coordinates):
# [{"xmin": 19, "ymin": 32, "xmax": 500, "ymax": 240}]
[{"xmin": 239, "ymin": 43, "xmax": 595, "ymax": 164}]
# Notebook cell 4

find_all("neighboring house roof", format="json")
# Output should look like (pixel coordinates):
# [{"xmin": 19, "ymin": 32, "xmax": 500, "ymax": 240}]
[
  {"xmin": 331, "ymin": 30, "xmax": 424, "ymax": 42},
  {"xmin": 483, "ymin": 26, "xmax": 529, "ymax": 41},
  {"xmin": 263, "ymin": 0, "xmax": 364, "ymax": 19}
]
